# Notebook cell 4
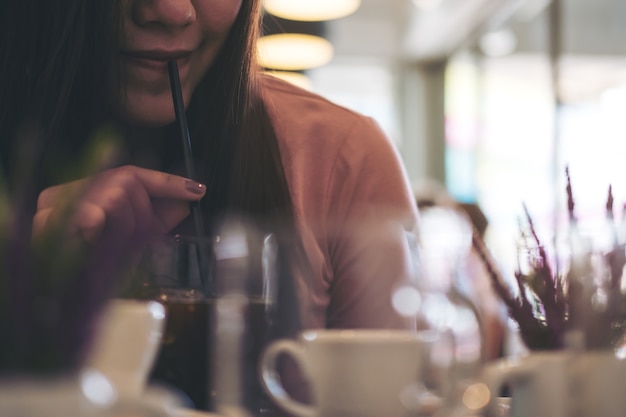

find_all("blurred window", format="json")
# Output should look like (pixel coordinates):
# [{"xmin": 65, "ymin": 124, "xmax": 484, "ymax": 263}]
[
  {"xmin": 445, "ymin": 0, "xmax": 626, "ymax": 272},
  {"xmin": 308, "ymin": 61, "xmax": 399, "ymax": 144}
]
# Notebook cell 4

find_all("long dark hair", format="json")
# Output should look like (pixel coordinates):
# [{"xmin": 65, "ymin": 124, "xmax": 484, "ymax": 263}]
[
  {"xmin": 128, "ymin": 1, "xmax": 302, "ymax": 339},
  {"xmin": 0, "ymin": 0, "xmax": 119, "ymax": 184},
  {"xmin": 179, "ymin": 0, "xmax": 303, "ymax": 339},
  {"xmin": 0, "ymin": 0, "xmax": 302, "ymax": 373},
  {"xmin": 177, "ymin": 0, "xmax": 296, "ymax": 234},
  {"xmin": 0, "ymin": 0, "xmax": 293, "ymax": 226}
]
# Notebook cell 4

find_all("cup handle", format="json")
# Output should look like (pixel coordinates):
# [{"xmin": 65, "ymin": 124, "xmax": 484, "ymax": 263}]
[
  {"xmin": 258, "ymin": 340, "xmax": 316, "ymax": 417},
  {"xmin": 480, "ymin": 358, "xmax": 535, "ymax": 417}
]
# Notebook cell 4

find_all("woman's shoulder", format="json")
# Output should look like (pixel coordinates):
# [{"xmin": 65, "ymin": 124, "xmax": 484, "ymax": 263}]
[
  {"xmin": 259, "ymin": 74, "xmax": 375, "ymax": 136},
  {"xmin": 259, "ymin": 73, "xmax": 359, "ymax": 117},
  {"xmin": 258, "ymin": 73, "xmax": 415, "ymax": 219}
]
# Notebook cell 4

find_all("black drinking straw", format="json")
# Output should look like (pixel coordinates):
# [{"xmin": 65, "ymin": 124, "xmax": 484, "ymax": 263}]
[{"xmin": 168, "ymin": 60, "xmax": 212, "ymax": 294}]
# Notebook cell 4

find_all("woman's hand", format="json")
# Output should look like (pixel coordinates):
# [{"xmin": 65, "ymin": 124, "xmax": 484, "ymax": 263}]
[{"xmin": 33, "ymin": 165, "xmax": 206, "ymax": 244}]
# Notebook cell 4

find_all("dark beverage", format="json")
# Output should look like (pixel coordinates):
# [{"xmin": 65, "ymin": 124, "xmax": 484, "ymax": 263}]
[
  {"xmin": 149, "ymin": 295, "xmax": 212, "ymax": 409},
  {"xmin": 149, "ymin": 292, "xmax": 273, "ymax": 413}
]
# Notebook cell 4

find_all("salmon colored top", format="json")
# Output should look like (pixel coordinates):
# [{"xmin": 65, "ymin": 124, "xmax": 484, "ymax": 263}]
[{"xmin": 260, "ymin": 75, "xmax": 419, "ymax": 330}]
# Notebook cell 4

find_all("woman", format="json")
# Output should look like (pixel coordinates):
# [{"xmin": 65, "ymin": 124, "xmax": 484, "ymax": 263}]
[{"xmin": 0, "ymin": 0, "xmax": 418, "ymax": 408}]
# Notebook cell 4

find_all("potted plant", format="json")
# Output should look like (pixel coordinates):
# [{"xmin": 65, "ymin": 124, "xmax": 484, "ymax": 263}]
[{"xmin": 472, "ymin": 168, "xmax": 626, "ymax": 352}]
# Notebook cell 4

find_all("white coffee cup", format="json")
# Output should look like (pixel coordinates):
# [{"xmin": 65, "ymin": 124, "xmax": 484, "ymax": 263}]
[
  {"xmin": 481, "ymin": 350, "xmax": 626, "ymax": 417},
  {"xmin": 84, "ymin": 298, "xmax": 166, "ymax": 397},
  {"xmin": 259, "ymin": 329, "xmax": 427, "ymax": 417}
]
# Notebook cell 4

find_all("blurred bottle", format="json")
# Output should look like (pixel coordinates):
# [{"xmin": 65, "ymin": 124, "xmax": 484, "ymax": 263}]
[
  {"xmin": 121, "ymin": 213, "xmax": 302, "ymax": 416},
  {"xmin": 212, "ymin": 214, "xmax": 303, "ymax": 417},
  {"xmin": 407, "ymin": 206, "xmax": 484, "ymax": 416}
]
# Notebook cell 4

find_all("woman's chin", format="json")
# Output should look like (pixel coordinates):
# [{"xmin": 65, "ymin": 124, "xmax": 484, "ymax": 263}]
[{"xmin": 119, "ymin": 95, "xmax": 178, "ymax": 127}]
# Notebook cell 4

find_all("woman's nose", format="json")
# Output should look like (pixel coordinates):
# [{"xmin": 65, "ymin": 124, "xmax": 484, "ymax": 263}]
[{"xmin": 131, "ymin": 0, "xmax": 197, "ymax": 29}]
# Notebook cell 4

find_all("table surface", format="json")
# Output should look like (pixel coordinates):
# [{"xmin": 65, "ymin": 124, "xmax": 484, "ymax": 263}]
[{"xmin": 175, "ymin": 408, "xmax": 222, "ymax": 417}]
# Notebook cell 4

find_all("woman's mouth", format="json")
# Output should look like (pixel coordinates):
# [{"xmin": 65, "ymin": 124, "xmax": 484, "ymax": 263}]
[
  {"xmin": 121, "ymin": 50, "xmax": 192, "ymax": 87},
  {"xmin": 122, "ymin": 50, "xmax": 191, "ymax": 69}
]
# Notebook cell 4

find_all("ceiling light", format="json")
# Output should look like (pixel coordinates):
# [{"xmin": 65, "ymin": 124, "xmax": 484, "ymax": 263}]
[
  {"xmin": 412, "ymin": 0, "xmax": 443, "ymax": 10},
  {"xmin": 479, "ymin": 28, "xmax": 517, "ymax": 57},
  {"xmin": 258, "ymin": 34, "xmax": 334, "ymax": 71},
  {"xmin": 263, "ymin": 0, "xmax": 361, "ymax": 21}
]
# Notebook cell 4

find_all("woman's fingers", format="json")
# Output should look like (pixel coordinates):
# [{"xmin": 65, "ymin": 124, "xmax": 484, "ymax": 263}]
[
  {"xmin": 36, "ymin": 166, "xmax": 206, "ymax": 210},
  {"xmin": 119, "ymin": 166, "xmax": 206, "ymax": 200},
  {"xmin": 85, "ymin": 184, "xmax": 137, "ymax": 239},
  {"xmin": 32, "ymin": 207, "xmax": 54, "ymax": 238},
  {"xmin": 71, "ymin": 202, "xmax": 107, "ymax": 242},
  {"xmin": 152, "ymin": 199, "xmax": 192, "ymax": 234},
  {"xmin": 37, "ymin": 178, "xmax": 86, "ymax": 211},
  {"xmin": 33, "ymin": 201, "xmax": 106, "ymax": 242},
  {"xmin": 33, "ymin": 165, "xmax": 207, "ymax": 242}
]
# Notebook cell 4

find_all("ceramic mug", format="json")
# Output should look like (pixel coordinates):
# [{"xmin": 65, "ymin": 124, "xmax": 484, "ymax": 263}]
[
  {"xmin": 481, "ymin": 350, "xmax": 626, "ymax": 417},
  {"xmin": 259, "ymin": 329, "xmax": 428, "ymax": 417},
  {"xmin": 84, "ymin": 298, "xmax": 166, "ymax": 397}
]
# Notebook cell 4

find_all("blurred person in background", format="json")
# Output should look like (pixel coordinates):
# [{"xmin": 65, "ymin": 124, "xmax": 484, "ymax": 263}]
[{"xmin": 414, "ymin": 180, "xmax": 506, "ymax": 360}]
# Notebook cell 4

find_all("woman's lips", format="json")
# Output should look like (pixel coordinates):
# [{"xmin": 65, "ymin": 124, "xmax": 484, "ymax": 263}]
[
  {"xmin": 124, "ymin": 50, "xmax": 190, "ymax": 65},
  {"xmin": 121, "ymin": 50, "xmax": 192, "ymax": 83},
  {"xmin": 127, "ymin": 56, "xmax": 169, "ymax": 70}
]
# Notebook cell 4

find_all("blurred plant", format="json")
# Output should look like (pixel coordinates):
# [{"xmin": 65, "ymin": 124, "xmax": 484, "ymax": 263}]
[
  {"xmin": 472, "ymin": 169, "xmax": 626, "ymax": 351},
  {"xmin": 0, "ymin": 126, "xmax": 125, "ymax": 375}
]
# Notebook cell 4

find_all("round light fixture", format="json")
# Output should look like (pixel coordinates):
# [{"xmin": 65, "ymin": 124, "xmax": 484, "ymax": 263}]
[
  {"xmin": 411, "ymin": 0, "xmax": 443, "ymax": 10},
  {"xmin": 258, "ymin": 34, "xmax": 334, "ymax": 71},
  {"xmin": 479, "ymin": 28, "xmax": 517, "ymax": 57},
  {"xmin": 263, "ymin": 0, "xmax": 361, "ymax": 21}
]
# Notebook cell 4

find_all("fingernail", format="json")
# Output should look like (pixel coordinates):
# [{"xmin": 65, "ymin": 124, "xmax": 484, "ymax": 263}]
[{"xmin": 185, "ymin": 180, "xmax": 206, "ymax": 195}]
